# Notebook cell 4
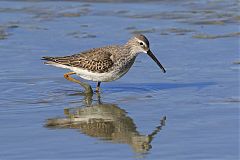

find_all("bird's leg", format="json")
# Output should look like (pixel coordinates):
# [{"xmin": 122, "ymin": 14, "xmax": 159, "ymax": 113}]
[
  {"xmin": 63, "ymin": 72, "xmax": 93, "ymax": 94},
  {"xmin": 95, "ymin": 81, "xmax": 101, "ymax": 92}
]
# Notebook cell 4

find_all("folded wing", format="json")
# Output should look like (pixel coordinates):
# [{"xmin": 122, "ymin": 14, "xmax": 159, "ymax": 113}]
[{"xmin": 42, "ymin": 48, "xmax": 114, "ymax": 73}]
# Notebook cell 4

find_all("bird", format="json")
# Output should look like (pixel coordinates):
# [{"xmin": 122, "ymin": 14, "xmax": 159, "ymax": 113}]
[{"xmin": 42, "ymin": 34, "xmax": 166, "ymax": 93}]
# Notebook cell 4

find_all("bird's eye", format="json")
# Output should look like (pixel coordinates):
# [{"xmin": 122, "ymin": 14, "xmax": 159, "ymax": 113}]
[{"xmin": 139, "ymin": 42, "xmax": 144, "ymax": 46}]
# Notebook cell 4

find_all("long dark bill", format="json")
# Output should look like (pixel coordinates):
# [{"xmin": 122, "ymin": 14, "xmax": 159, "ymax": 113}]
[{"xmin": 147, "ymin": 50, "xmax": 166, "ymax": 73}]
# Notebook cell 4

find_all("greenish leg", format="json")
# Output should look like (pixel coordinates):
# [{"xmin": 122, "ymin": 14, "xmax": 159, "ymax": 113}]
[
  {"xmin": 95, "ymin": 81, "xmax": 101, "ymax": 92},
  {"xmin": 63, "ymin": 72, "xmax": 93, "ymax": 95}
]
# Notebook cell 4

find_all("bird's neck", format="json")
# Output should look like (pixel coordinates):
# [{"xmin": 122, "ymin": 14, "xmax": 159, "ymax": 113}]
[
  {"xmin": 124, "ymin": 44, "xmax": 140, "ymax": 58},
  {"xmin": 114, "ymin": 45, "xmax": 138, "ymax": 68}
]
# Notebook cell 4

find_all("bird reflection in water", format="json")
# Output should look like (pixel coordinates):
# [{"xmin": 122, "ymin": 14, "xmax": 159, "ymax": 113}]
[{"xmin": 45, "ymin": 94, "xmax": 166, "ymax": 153}]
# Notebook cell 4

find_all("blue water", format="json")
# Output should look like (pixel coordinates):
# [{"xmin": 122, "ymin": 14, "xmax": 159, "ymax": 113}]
[{"xmin": 0, "ymin": 0, "xmax": 239, "ymax": 159}]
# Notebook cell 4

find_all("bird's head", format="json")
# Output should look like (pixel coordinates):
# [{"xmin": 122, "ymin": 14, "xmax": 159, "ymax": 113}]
[{"xmin": 127, "ymin": 34, "xmax": 166, "ymax": 73}]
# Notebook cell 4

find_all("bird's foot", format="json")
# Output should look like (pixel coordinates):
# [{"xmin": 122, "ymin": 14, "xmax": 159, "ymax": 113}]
[{"xmin": 95, "ymin": 87, "xmax": 100, "ymax": 93}]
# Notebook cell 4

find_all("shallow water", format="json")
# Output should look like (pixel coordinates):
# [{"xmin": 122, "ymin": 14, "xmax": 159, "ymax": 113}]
[{"xmin": 0, "ymin": 0, "xmax": 239, "ymax": 159}]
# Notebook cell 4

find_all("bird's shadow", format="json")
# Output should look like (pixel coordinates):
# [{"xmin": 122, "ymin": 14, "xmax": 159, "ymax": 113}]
[
  {"xmin": 64, "ymin": 81, "xmax": 216, "ymax": 95},
  {"xmin": 44, "ymin": 81, "xmax": 215, "ymax": 154},
  {"xmin": 45, "ymin": 93, "xmax": 167, "ymax": 154},
  {"xmin": 104, "ymin": 81, "xmax": 216, "ymax": 92}
]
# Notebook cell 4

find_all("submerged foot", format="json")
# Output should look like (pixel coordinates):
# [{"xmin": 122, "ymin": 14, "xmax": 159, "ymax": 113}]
[
  {"xmin": 95, "ymin": 87, "xmax": 100, "ymax": 93},
  {"xmin": 81, "ymin": 82, "xmax": 93, "ymax": 95}
]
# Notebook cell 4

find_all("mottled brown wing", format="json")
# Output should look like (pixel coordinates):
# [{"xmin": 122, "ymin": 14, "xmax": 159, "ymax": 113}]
[{"xmin": 42, "ymin": 48, "xmax": 114, "ymax": 73}]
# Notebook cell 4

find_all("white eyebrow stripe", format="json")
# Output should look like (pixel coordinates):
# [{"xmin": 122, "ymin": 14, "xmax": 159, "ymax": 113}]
[{"xmin": 137, "ymin": 39, "xmax": 147, "ymax": 46}]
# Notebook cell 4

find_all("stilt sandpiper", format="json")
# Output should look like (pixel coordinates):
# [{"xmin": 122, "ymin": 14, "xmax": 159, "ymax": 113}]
[{"xmin": 42, "ymin": 34, "xmax": 166, "ymax": 94}]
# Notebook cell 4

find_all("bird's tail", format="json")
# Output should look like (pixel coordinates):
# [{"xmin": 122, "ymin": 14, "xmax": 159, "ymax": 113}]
[
  {"xmin": 41, "ymin": 56, "xmax": 58, "ymax": 65},
  {"xmin": 41, "ymin": 56, "xmax": 71, "ymax": 69},
  {"xmin": 42, "ymin": 56, "xmax": 54, "ymax": 61}
]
